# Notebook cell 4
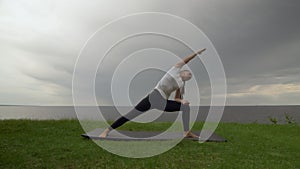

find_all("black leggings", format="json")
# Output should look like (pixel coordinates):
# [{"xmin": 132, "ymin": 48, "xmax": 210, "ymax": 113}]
[{"xmin": 108, "ymin": 89, "xmax": 190, "ymax": 131}]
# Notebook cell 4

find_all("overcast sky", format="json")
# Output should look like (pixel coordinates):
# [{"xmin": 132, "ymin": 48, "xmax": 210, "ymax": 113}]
[{"xmin": 0, "ymin": 0, "xmax": 300, "ymax": 106}]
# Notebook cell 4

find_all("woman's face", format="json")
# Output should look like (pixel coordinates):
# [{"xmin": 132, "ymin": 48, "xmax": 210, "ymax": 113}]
[{"xmin": 180, "ymin": 70, "xmax": 192, "ymax": 81}]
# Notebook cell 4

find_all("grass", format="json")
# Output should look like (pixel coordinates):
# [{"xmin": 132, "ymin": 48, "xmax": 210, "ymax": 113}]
[{"xmin": 0, "ymin": 120, "xmax": 299, "ymax": 169}]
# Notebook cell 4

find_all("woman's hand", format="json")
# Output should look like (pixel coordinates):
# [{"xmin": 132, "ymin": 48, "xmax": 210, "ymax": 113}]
[
  {"xmin": 197, "ymin": 48, "xmax": 206, "ymax": 54},
  {"xmin": 181, "ymin": 100, "xmax": 190, "ymax": 105}
]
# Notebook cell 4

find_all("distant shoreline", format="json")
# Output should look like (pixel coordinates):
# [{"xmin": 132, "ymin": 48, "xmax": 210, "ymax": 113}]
[
  {"xmin": 1, "ymin": 105, "xmax": 300, "ymax": 107},
  {"xmin": 1, "ymin": 105, "xmax": 299, "ymax": 123}
]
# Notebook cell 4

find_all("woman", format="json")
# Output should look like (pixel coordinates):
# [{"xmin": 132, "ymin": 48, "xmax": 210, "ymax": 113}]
[{"xmin": 99, "ymin": 48, "xmax": 206, "ymax": 138}]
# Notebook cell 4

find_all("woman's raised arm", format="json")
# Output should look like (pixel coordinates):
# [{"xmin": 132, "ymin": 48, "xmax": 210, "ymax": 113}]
[{"xmin": 175, "ymin": 48, "xmax": 206, "ymax": 68}]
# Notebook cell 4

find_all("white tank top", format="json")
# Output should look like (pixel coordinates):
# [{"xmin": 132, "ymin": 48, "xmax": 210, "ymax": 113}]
[{"xmin": 154, "ymin": 66, "xmax": 185, "ymax": 99}]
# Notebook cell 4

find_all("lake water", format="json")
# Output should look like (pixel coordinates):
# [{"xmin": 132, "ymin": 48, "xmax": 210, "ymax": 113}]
[{"xmin": 0, "ymin": 105, "xmax": 300, "ymax": 124}]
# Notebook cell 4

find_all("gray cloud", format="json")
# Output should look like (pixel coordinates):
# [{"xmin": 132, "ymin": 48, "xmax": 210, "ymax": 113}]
[{"xmin": 0, "ymin": 0, "xmax": 299, "ymax": 105}]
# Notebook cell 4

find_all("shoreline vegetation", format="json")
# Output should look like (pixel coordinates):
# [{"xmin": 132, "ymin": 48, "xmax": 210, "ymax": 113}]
[
  {"xmin": 1, "ymin": 105, "xmax": 300, "ymax": 124},
  {"xmin": 0, "ymin": 120, "xmax": 299, "ymax": 168}
]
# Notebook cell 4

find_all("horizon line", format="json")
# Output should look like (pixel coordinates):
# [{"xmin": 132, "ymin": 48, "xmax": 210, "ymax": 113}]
[{"xmin": 1, "ymin": 104, "xmax": 300, "ymax": 107}]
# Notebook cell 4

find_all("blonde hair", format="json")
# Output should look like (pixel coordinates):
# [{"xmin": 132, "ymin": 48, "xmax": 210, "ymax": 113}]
[{"xmin": 180, "ymin": 70, "xmax": 191, "ymax": 75}]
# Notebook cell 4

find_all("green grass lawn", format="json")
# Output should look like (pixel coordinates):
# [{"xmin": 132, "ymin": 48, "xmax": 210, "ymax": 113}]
[{"xmin": 0, "ymin": 120, "xmax": 299, "ymax": 169}]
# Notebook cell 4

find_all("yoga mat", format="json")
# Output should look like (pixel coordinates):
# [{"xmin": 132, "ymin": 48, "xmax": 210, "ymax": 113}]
[{"xmin": 81, "ymin": 128, "xmax": 227, "ymax": 142}]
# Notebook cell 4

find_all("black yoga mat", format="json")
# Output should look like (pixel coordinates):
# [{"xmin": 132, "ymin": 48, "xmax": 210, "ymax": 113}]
[{"xmin": 81, "ymin": 128, "xmax": 227, "ymax": 142}]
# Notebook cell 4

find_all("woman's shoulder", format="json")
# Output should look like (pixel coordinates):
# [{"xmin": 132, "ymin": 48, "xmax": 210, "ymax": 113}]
[{"xmin": 167, "ymin": 65, "xmax": 181, "ymax": 75}]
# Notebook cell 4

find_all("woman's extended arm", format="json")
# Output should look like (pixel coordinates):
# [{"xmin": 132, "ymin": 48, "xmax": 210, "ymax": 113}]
[{"xmin": 175, "ymin": 48, "xmax": 206, "ymax": 68}]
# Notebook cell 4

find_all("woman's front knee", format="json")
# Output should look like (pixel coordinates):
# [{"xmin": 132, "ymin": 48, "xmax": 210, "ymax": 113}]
[{"xmin": 181, "ymin": 104, "xmax": 190, "ymax": 111}]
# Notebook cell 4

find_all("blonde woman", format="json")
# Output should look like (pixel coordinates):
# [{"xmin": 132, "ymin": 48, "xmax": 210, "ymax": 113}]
[{"xmin": 99, "ymin": 48, "xmax": 206, "ymax": 138}]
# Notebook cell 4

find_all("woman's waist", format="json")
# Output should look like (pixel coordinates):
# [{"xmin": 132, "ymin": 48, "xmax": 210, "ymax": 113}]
[{"xmin": 152, "ymin": 88, "xmax": 168, "ymax": 99}]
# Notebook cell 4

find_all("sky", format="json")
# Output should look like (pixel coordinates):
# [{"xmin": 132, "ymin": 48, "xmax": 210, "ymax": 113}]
[{"xmin": 0, "ymin": 0, "xmax": 300, "ymax": 106}]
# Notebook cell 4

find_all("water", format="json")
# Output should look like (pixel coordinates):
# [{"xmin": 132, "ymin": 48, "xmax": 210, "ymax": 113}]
[{"xmin": 0, "ymin": 105, "xmax": 299, "ymax": 124}]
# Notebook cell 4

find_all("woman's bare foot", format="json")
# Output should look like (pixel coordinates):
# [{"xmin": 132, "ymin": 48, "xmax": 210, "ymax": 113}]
[
  {"xmin": 183, "ymin": 131, "xmax": 199, "ymax": 138},
  {"xmin": 99, "ymin": 128, "xmax": 110, "ymax": 138}
]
